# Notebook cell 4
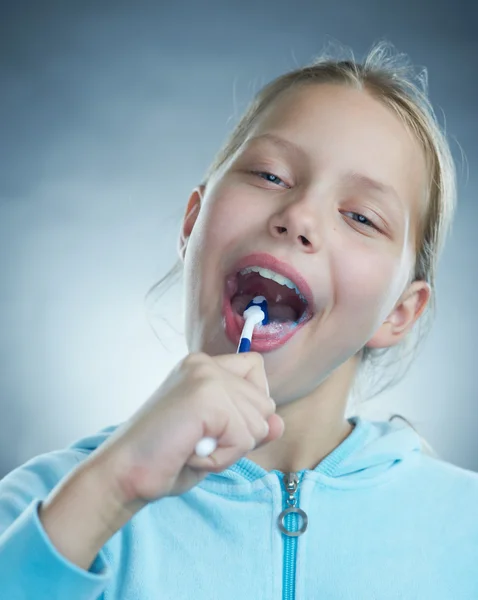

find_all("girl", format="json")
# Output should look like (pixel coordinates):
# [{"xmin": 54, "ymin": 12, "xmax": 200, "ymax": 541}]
[{"xmin": 1, "ymin": 42, "xmax": 477, "ymax": 599}]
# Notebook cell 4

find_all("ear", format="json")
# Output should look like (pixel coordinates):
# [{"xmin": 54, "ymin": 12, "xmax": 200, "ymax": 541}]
[
  {"xmin": 177, "ymin": 185, "xmax": 205, "ymax": 262},
  {"xmin": 366, "ymin": 280, "xmax": 431, "ymax": 349}
]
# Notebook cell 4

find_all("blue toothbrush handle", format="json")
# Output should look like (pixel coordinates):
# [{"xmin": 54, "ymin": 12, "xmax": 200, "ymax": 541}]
[
  {"xmin": 237, "ymin": 338, "xmax": 251, "ymax": 353},
  {"xmin": 194, "ymin": 333, "xmax": 254, "ymax": 458},
  {"xmin": 194, "ymin": 297, "xmax": 268, "ymax": 458}
]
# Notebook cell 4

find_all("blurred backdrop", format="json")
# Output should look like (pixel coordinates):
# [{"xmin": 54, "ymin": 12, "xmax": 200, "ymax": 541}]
[{"xmin": 1, "ymin": 0, "xmax": 477, "ymax": 478}]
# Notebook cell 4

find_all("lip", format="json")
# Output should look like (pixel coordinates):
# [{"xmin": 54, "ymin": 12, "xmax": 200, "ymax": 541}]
[{"xmin": 222, "ymin": 252, "xmax": 316, "ymax": 352}]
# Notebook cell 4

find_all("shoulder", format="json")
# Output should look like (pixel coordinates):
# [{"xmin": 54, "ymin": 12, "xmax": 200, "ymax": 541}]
[
  {"xmin": 412, "ymin": 453, "xmax": 478, "ymax": 510},
  {"xmin": 418, "ymin": 453, "xmax": 478, "ymax": 483}
]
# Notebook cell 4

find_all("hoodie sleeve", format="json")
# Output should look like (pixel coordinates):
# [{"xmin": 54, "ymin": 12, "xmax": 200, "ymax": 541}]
[{"xmin": 0, "ymin": 450, "xmax": 112, "ymax": 600}]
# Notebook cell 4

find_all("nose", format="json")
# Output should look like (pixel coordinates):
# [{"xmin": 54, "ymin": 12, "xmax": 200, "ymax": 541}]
[{"xmin": 268, "ymin": 200, "xmax": 321, "ymax": 253}]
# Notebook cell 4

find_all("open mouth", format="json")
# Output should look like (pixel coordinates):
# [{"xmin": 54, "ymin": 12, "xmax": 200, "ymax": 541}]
[
  {"xmin": 229, "ymin": 267, "xmax": 312, "ymax": 323},
  {"xmin": 223, "ymin": 267, "xmax": 314, "ymax": 351}
]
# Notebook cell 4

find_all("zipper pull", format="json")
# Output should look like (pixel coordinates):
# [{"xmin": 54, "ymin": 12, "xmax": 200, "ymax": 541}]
[{"xmin": 278, "ymin": 472, "xmax": 308, "ymax": 537}]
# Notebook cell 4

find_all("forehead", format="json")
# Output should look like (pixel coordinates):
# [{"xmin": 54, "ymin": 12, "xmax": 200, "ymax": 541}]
[{"xmin": 247, "ymin": 83, "xmax": 427, "ymax": 232}]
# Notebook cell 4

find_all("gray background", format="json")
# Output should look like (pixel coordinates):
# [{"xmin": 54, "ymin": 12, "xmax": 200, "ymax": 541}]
[{"xmin": 1, "ymin": 0, "xmax": 477, "ymax": 478}]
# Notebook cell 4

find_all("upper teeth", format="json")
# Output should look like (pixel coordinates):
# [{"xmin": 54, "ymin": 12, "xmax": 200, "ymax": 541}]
[{"xmin": 239, "ymin": 266, "xmax": 307, "ymax": 304}]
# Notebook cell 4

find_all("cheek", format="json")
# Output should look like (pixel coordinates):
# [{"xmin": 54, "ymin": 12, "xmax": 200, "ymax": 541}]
[
  {"xmin": 333, "ymin": 244, "xmax": 398, "ymax": 313},
  {"xmin": 200, "ymin": 187, "xmax": 255, "ymax": 249},
  {"xmin": 184, "ymin": 188, "xmax": 250, "ymax": 298}
]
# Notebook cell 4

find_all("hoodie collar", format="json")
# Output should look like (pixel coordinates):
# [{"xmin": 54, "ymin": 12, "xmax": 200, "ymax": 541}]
[
  {"xmin": 205, "ymin": 415, "xmax": 422, "ymax": 486},
  {"xmin": 69, "ymin": 415, "xmax": 422, "ymax": 488}
]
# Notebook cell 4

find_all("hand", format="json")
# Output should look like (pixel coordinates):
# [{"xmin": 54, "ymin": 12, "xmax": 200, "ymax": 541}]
[{"xmin": 89, "ymin": 352, "xmax": 284, "ymax": 517}]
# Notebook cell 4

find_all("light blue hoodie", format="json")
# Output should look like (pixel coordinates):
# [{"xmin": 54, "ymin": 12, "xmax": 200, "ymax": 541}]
[{"xmin": 1, "ymin": 415, "xmax": 478, "ymax": 599}]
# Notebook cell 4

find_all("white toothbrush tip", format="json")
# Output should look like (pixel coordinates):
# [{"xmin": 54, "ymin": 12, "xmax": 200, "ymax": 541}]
[
  {"xmin": 243, "ymin": 305, "xmax": 265, "ymax": 325},
  {"xmin": 194, "ymin": 437, "xmax": 217, "ymax": 458}
]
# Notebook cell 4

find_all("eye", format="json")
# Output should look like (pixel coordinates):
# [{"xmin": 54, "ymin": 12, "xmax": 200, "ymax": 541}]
[
  {"xmin": 343, "ymin": 211, "xmax": 379, "ymax": 231},
  {"xmin": 251, "ymin": 171, "xmax": 289, "ymax": 188}
]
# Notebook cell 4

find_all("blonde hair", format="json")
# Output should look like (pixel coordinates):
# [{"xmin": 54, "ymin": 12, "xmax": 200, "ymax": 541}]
[{"xmin": 145, "ymin": 41, "xmax": 457, "ymax": 407}]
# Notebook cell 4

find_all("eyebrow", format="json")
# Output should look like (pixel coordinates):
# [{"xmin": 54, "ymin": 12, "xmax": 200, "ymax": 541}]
[
  {"xmin": 247, "ymin": 133, "xmax": 307, "ymax": 160},
  {"xmin": 247, "ymin": 133, "xmax": 402, "ymax": 208},
  {"xmin": 343, "ymin": 172, "xmax": 400, "ymax": 205}
]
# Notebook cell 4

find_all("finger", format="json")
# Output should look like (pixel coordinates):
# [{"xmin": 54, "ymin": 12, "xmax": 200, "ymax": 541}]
[
  {"xmin": 255, "ymin": 414, "xmax": 285, "ymax": 449},
  {"xmin": 230, "ymin": 392, "xmax": 272, "ymax": 443},
  {"xmin": 188, "ymin": 412, "xmax": 284, "ymax": 473},
  {"xmin": 213, "ymin": 352, "xmax": 270, "ymax": 397},
  {"xmin": 229, "ymin": 375, "xmax": 276, "ymax": 419},
  {"xmin": 186, "ymin": 403, "xmax": 257, "ymax": 471}
]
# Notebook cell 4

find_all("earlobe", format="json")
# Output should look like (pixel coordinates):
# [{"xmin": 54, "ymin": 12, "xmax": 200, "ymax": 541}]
[
  {"xmin": 178, "ymin": 185, "xmax": 205, "ymax": 261},
  {"xmin": 366, "ymin": 281, "xmax": 431, "ymax": 349}
]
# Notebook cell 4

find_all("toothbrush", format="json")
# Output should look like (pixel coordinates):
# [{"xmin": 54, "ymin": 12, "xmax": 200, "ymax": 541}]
[{"xmin": 194, "ymin": 296, "xmax": 269, "ymax": 458}]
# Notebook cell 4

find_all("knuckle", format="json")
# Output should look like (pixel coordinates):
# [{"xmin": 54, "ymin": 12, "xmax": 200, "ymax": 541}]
[
  {"xmin": 185, "ymin": 357, "xmax": 216, "ymax": 384},
  {"xmin": 192, "ymin": 364, "xmax": 215, "ymax": 383},
  {"xmin": 183, "ymin": 352, "xmax": 207, "ymax": 367},
  {"xmin": 181, "ymin": 354, "xmax": 199, "ymax": 371},
  {"xmin": 249, "ymin": 351, "xmax": 265, "ymax": 366}
]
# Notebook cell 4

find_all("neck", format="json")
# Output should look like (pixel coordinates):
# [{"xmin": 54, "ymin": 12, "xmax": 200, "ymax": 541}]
[{"xmin": 245, "ymin": 356, "xmax": 358, "ymax": 473}]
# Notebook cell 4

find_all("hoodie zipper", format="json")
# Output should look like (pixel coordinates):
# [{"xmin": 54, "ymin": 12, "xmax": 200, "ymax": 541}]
[{"xmin": 279, "ymin": 472, "xmax": 308, "ymax": 600}]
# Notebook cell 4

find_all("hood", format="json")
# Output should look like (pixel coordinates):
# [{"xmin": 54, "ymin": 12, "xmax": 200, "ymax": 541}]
[
  {"xmin": 217, "ymin": 415, "xmax": 424, "ymax": 486},
  {"xmin": 69, "ymin": 415, "xmax": 424, "ymax": 486}
]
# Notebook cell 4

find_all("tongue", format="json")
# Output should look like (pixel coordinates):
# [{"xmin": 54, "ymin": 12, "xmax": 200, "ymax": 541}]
[
  {"xmin": 230, "ymin": 271, "xmax": 305, "ymax": 323},
  {"xmin": 231, "ymin": 293, "xmax": 297, "ymax": 322},
  {"xmin": 267, "ymin": 303, "xmax": 297, "ymax": 322}
]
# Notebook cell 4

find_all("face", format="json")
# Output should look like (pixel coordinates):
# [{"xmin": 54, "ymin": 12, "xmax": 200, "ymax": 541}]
[{"xmin": 180, "ymin": 83, "xmax": 430, "ymax": 404}]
